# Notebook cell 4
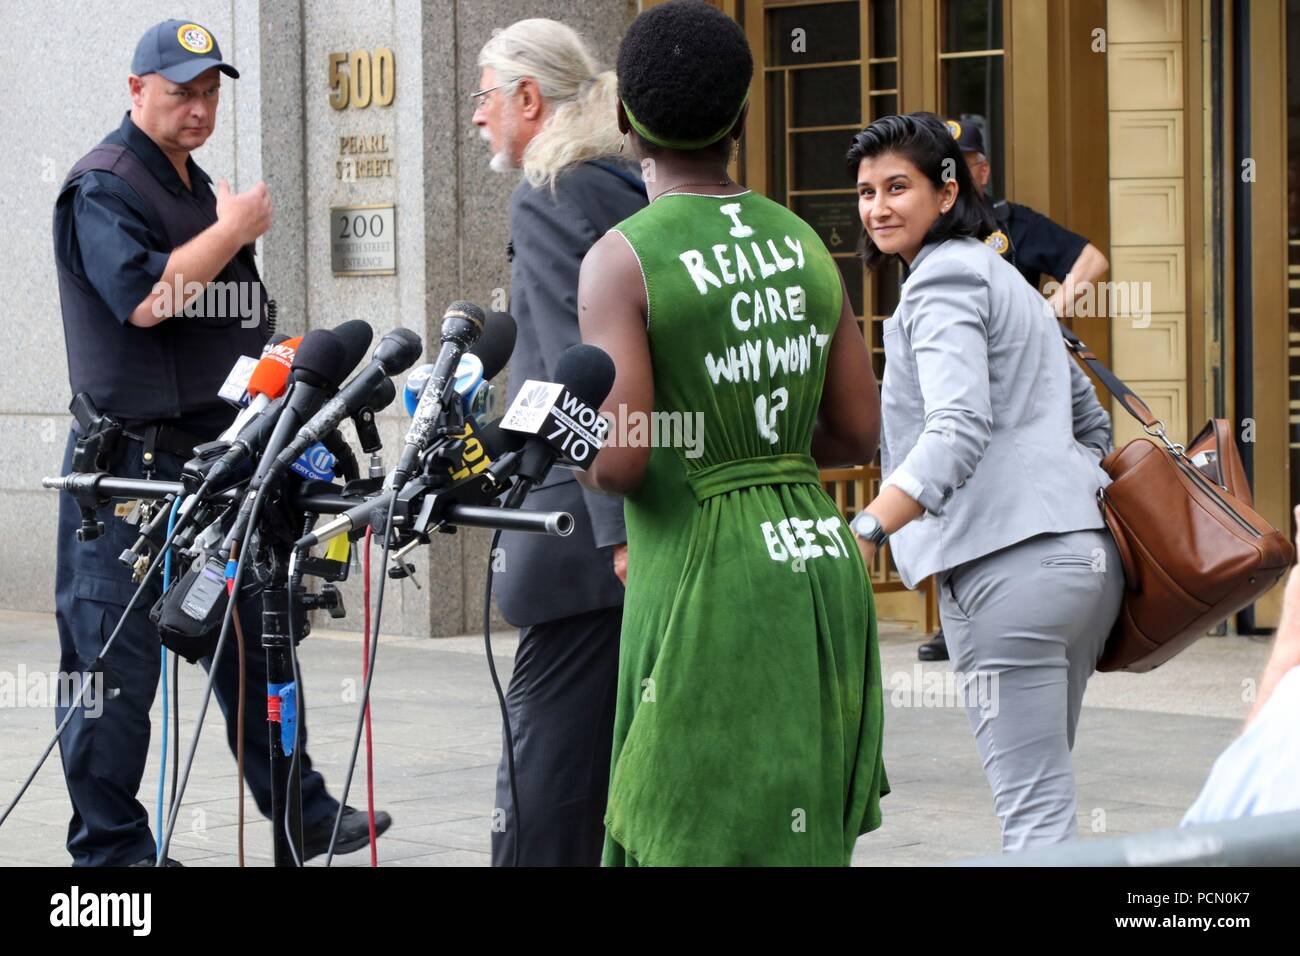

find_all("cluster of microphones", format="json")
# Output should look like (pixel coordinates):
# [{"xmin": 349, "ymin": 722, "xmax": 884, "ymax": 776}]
[
  {"xmin": 48, "ymin": 301, "xmax": 617, "ymax": 658},
  {"xmin": 28, "ymin": 300, "xmax": 624, "ymax": 866}
]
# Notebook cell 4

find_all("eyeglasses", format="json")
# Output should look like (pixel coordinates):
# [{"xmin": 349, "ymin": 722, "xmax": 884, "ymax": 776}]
[{"xmin": 470, "ymin": 85, "xmax": 505, "ymax": 110}]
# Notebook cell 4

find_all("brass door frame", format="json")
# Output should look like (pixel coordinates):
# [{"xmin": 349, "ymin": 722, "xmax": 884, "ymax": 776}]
[
  {"xmin": 1047, "ymin": 0, "xmax": 1113, "ymax": 377},
  {"xmin": 1249, "ymin": 0, "xmax": 1289, "ymax": 627},
  {"xmin": 1007, "ymin": 0, "xmax": 1049, "ymax": 209},
  {"xmin": 1180, "ymin": 0, "xmax": 1226, "ymax": 457}
]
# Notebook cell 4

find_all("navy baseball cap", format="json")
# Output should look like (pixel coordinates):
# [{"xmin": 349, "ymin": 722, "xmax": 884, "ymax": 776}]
[
  {"xmin": 131, "ymin": 20, "xmax": 240, "ymax": 83},
  {"xmin": 945, "ymin": 116, "xmax": 986, "ymax": 155}
]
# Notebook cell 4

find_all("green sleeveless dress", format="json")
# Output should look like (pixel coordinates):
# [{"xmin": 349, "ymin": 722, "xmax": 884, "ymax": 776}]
[{"xmin": 602, "ymin": 190, "xmax": 888, "ymax": 866}]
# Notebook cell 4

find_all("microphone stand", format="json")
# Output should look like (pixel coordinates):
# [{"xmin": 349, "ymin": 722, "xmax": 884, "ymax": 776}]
[
  {"xmin": 42, "ymin": 453, "xmax": 573, "ymax": 868},
  {"xmin": 252, "ymin": 483, "xmax": 350, "ymax": 867},
  {"xmin": 258, "ymin": 524, "xmax": 307, "ymax": 867},
  {"xmin": 46, "ymin": 470, "xmax": 347, "ymax": 868}
]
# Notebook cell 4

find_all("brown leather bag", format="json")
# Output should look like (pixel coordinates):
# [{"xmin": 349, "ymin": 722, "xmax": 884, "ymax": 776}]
[{"xmin": 1061, "ymin": 324, "xmax": 1294, "ymax": 672}]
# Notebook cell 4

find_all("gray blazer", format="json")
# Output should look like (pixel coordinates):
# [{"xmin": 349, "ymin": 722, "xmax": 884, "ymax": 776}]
[
  {"xmin": 492, "ymin": 159, "xmax": 647, "ymax": 628},
  {"xmin": 879, "ymin": 237, "xmax": 1113, "ymax": 589}
]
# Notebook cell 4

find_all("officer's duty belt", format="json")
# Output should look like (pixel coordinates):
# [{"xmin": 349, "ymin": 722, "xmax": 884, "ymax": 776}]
[{"xmin": 120, "ymin": 421, "xmax": 204, "ymax": 464}]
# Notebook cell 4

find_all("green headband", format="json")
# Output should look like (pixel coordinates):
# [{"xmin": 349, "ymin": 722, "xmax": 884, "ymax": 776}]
[{"xmin": 621, "ymin": 93, "xmax": 750, "ymax": 151}]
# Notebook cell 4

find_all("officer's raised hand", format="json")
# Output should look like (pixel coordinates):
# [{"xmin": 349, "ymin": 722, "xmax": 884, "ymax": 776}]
[
  {"xmin": 131, "ymin": 177, "xmax": 272, "ymax": 327},
  {"xmin": 216, "ymin": 178, "xmax": 272, "ymax": 247}
]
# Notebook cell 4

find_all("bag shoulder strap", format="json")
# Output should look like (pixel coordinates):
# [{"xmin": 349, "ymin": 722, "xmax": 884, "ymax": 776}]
[{"xmin": 1057, "ymin": 321, "xmax": 1162, "ymax": 431}]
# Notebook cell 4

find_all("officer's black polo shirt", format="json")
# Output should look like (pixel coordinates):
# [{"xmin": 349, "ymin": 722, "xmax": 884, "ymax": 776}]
[
  {"xmin": 998, "ymin": 200, "xmax": 1090, "ymax": 288},
  {"xmin": 54, "ymin": 113, "xmax": 265, "ymax": 438}
]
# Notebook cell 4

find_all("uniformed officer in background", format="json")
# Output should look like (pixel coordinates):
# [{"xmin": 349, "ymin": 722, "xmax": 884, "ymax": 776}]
[
  {"xmin": 51, "ymin": 19, "xmax": 388, "ymax": 865},
  {"xmin": 914, "ymin": 116, "xmax": 1112, "ymax": 663}
]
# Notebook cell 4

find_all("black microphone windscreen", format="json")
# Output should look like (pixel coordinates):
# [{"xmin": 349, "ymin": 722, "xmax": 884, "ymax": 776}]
[
  {"xmin": 365, "ymin": 377, "xmax": 398, "ymax": 413},
  {"xmin": 553, "ymin": 344, "xmax": 616, "ymax": 408},
  {"xmin": 469, "ymin": 312, "xmax": 517, "ymax": 381},
  {"xmin": 477, "ymin": 418, "xmax": 529, "ymax": 458},
  {"xmin": 332, "ymin": 320, "xmax": 375, "ymax": 373},
  {"xmin": 375, "ymin": 327, "xmax": 423, "ymax": 372},
  {"xmin": 291, "ymin": 329, "xmax": 349, "ymax": 389}
]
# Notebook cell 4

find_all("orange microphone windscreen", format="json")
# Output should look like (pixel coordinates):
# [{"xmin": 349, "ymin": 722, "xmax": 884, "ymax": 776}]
[{"xmin": 247, "ymin": 335, "xmax": 301, "ymax": 399}]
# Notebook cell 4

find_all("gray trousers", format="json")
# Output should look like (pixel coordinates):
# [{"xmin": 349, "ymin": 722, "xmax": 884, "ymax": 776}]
[{"xmin": 936, "ymin": 528, "xmax": 1125, "ymax": 853}]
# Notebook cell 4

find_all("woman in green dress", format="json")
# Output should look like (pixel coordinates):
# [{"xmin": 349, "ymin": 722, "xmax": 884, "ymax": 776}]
[{"xmin": 576, "ymin": 0, "xmax": 888, "ymax": 866}]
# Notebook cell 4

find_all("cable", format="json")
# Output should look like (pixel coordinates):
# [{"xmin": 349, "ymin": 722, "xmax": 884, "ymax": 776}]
[
  {"xmin": 283, "ymin": 545, "xmax": 305, "ymax": 868},
  {"xmin": 170, "ymin": 652, "xmax": 179, "ymax": 810},
  {"xmin": 482, "ymin": 528, "xmax": 520, "ymax": 867},
  {"xmin": 288, "ymin": 622, "xmax": 308, "ymax": 866},
  {"xmin": 278, "ymin": 505, "xmax": 337, "ymax": 868},
  {"xmin": 323, "ymin": 470, "xmax": 525, "ymax": 866},
  {"xmin": 324, "ymin": 435, "xmax": 465, "ymax": 864},
  {"xmin": 283, "ymin": 604, "xmax": 304, "ymax": 867},
  {"xmin": 157, "ymin": 627, "xmax": 168, "ymax": 859},
  {"xmin": 287, "ymin": 523, "xmax": 379, "ymax": 868},
  {"xmin": 231, "ymin": 599, "xmax": 247, "ymax": 868},
  {"xmin": 0, "ymin": 493, "xmax": 194, "ymax": 833},
  {"xmin": 318, "ymin": 441, "xmax": 529, "ymax": 866},
  {"xmin": 158, "ymin": 494, "xmax": 259, "ymax": 862},
  {"xmin": 155, "ymin": 494, "xmax": 184, "ymax": 863},
  {"xmin": 157, "ymin": 486, "xmax": 268, "ymax": 863},
  {"xmin": 325, "ymin": 491, "xmax": 399, "ymax": 866},
  {"xmin": 363, "ymin": 527, "xmax": 378, "ymax": 867}
]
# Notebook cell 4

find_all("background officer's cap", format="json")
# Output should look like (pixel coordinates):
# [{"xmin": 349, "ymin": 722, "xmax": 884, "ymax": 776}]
[
  {"xmin": 131, "ymin": 19, "xmax": 240, "ymax": 83},
  {"xmin": 945, "ymin": 116, "xmax": 986, "ymax": 156}
]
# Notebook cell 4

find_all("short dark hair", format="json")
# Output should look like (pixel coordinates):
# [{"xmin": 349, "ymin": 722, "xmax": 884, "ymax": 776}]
[
  {"xmin": 616, "ymin": 0, "xmax": 753, "ymax": 159},
  {"xmin": 845, "ymin": 112, "xmax": 997, "ymax": 271}
]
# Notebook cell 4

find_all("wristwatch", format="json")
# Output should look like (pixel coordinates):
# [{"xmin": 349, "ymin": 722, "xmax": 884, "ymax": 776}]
[{"xmin": 850, "ymin": 511, "xmax": 889, "ymax": 547}]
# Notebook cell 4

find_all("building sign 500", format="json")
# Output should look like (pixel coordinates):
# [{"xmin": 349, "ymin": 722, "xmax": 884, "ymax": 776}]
[{"xmin": 328, "ymin": 48, "xmax": 395, "ymax": 109}]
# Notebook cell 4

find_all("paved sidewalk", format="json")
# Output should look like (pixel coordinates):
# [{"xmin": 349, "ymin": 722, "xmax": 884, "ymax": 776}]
[{"xmin": 0, "ymin": 608, "xmax": 1268, "ymax": 866}]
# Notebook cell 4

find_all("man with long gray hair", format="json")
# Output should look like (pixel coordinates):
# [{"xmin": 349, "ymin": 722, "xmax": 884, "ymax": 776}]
[{"xmin": 473, "ymin": 18, "xmax": 646, "ymax": 866}]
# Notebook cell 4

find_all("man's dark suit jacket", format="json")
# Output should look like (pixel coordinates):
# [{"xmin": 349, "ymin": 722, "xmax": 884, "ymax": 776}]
[{"xmin": 493, "ymin": 158, "xmax": 647, "ymax": 628}]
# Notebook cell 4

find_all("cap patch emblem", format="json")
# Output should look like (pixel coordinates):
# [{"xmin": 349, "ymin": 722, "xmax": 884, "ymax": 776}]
[{"xmin": 177, "ymin": 24, "xmax": 213, "ymax": 54}]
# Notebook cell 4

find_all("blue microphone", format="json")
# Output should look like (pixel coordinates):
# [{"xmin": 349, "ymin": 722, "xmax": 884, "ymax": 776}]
[{"xmin": 404, "ymin": 353, "xmax": 487, "ymax": 417}]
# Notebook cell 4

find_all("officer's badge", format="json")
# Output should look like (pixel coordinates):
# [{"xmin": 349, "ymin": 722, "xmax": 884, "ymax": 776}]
[
  {"xmin": 945, "ymin": 119, "xmax": 962, "ymax": 140},
  {"xmin": 177, "ymin": 24, "xmax": 214, "ymax": 54},
  {"xmin": 985, "ymin": 230, "xmax": 1010, "ymax": 255}
]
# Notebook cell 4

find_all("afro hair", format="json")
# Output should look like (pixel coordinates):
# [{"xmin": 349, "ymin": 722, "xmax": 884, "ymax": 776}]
[{"xmin": 616, "ymin": 0, "xmax": 753, "ymax": 152}]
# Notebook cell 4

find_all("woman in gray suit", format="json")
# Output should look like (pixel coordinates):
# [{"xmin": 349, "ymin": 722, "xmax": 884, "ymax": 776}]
[{"xmin": 845, "ymin": 112, "xmax": 1124, "ymax": 852}]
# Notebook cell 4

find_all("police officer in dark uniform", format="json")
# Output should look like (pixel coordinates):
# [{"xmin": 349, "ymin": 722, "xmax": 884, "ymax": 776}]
[
  {"xmin": 914, "ymin": 116, "xmax": 1112, "ymax": 663},
  {"xmin": 52, "ymin": 19, "xmax": 388, "ymax": 865}
]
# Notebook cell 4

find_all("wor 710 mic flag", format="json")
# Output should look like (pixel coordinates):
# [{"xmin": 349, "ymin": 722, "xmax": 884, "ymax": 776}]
[{"xmin": 499, "ymin": 349, "xmax": 613, "ymax": 470}]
